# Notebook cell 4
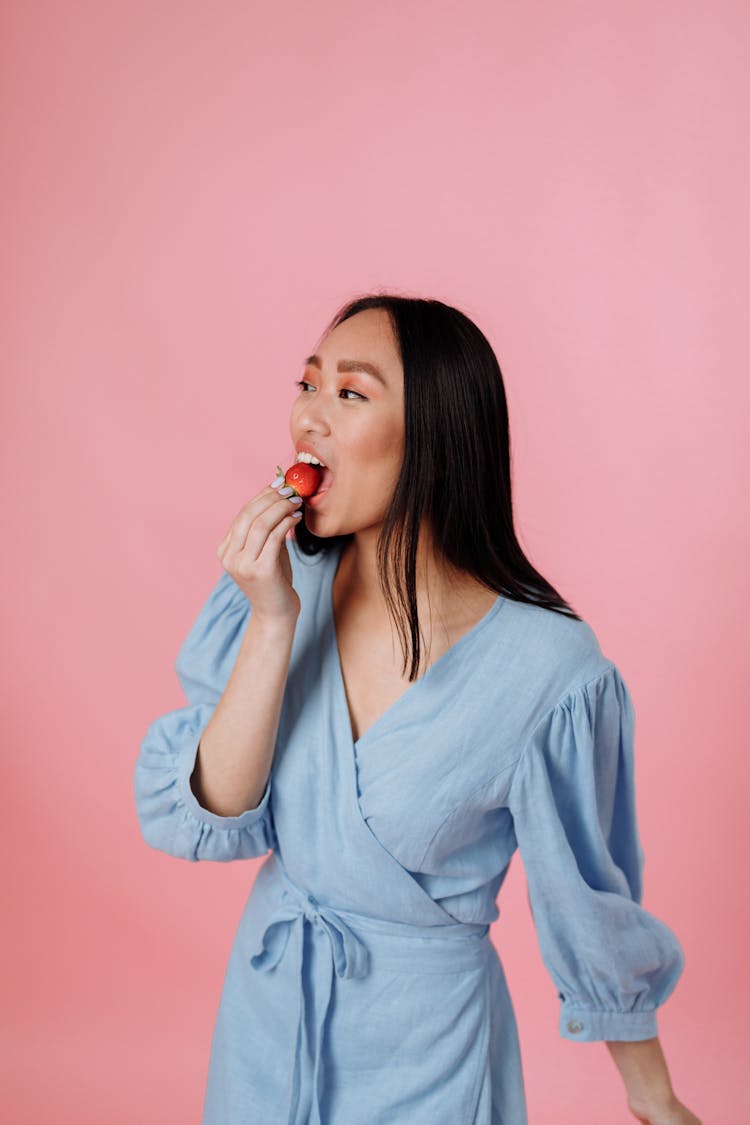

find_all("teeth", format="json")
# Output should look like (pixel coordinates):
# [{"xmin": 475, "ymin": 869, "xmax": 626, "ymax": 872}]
[{"xmin": 296, "ymin": 452, "xmax": 326, "ymax": 468}]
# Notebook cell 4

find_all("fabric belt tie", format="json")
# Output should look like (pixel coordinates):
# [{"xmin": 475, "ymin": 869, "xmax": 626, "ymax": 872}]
[
  {"xmin": 249, "ymin": 872, "xmax": 369, "ymax": 1123},
  {"xmin": 248, "ymin": 862, "xmax": 489, "ymax": 1124}
]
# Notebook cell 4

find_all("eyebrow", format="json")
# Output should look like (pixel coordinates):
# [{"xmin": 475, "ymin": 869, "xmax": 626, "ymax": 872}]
[{"xmin": 303, "ymin": 354, "xmax": 387, "ymax": 387}]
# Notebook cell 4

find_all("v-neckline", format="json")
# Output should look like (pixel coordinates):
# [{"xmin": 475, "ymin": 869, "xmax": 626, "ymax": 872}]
[{"xmin": 327, "ymin": 542, "xmax": 504, "ymax": 751}]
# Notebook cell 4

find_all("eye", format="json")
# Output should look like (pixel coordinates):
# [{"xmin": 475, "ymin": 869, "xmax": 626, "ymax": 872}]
[{"xmin": 294, "ymin": 379, "xmax": 367, "ymax": 401}]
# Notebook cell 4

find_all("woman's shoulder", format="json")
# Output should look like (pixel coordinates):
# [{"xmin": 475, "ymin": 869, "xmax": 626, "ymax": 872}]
[{"xmin": 495, "ymin": 593, "xmax": 612, "ymax": 700}]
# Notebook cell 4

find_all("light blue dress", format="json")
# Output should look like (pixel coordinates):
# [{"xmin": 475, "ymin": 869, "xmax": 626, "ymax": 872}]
[{"xmin": 134, "ymin": 537, "xmax": 685, "ymax": 1124}]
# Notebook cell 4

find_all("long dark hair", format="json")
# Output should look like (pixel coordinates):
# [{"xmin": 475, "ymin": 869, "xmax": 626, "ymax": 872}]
[{"xmin": 293, "ymin": 292, "xmax": 581, "ymax": 681}]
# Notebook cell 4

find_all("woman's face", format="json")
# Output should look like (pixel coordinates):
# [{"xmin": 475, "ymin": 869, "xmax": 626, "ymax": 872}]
[{"xmin": 289, "ymin": 308, "xmax": 405, "ymax": 538}]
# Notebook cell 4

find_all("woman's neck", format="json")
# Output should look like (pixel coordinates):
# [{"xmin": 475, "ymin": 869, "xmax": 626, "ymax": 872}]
[{"xmin": 337, "ymin": 526, "xmax": 495, "ymax": 628}]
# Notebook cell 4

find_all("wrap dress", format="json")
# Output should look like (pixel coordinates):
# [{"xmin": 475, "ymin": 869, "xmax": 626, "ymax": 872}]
[{"xmin": 134, "ymin": 536, "xmax": 685, "ymax": 1124}]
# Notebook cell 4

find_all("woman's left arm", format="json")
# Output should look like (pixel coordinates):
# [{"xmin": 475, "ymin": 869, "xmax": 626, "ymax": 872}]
[
  {"xmin": 503, "ymin": 663, "xmax": 702, "ymax": 1121},
  {"xmin": 606, "ymin": 1037, "xmax": 702, "ymax": 1124}
]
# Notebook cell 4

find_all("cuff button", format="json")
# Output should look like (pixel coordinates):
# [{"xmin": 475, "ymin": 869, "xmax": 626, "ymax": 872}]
[{"xmin": 566, "ymin": 1019, "xmax": 584, "ymax": 1034}]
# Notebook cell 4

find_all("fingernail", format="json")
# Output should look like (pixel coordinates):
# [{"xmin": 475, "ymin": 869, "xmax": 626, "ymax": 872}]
[
  {"xmin": 291, "ymin": 510, "xmax": 303, "ymax": 518},
  {"xmin": 289, "ymin": 495, "xmax": 303, "ymax": 505},
  {"xmin": 270, "ymin": 476, "xmax": 284, "ymax": 488},
  {"xmin": 279, "ymin": 485, "xmax": 293, "ymax": 496}
]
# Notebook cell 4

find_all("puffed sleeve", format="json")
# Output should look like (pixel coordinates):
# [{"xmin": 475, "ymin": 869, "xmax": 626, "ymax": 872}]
[
  {"xmin": 134, "ymin": 570, "xmax": 277, "ymax": 863},
  {"xmin": 506, "ymin": 662, "xmax": 685, "ymax": 1041}
]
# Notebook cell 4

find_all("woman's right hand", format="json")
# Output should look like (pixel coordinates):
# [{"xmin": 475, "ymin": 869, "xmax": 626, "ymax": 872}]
[{"xmin": 216, "ymin": 482, "xmax": 304, "ymax": 623}]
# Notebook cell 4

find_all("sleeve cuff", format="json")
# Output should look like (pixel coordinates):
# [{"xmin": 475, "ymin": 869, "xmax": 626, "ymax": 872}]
[
  {"xmin": 559, "ymin": 1002, "xmax": 659, "ymax": 1042},
  {"xmin": 176, "ymin": 733, "xmax": 272, "ymax": 830}
]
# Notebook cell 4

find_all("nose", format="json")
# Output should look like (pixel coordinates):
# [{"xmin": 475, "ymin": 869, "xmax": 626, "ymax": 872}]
[{"xmin": 293, "ymin": 391, "xmax": 331, "ymax": 435}]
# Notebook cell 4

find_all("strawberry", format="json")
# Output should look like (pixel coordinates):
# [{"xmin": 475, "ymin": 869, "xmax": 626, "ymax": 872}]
[{"xmin": 275, "ymin": 461, "xmax": 321, "ymax": 499}]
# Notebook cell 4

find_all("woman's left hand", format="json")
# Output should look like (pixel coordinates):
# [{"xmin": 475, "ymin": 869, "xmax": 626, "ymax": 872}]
[{"xmin": 628, "ymin": 1093, "xmax": 702, "ymax": 1124}]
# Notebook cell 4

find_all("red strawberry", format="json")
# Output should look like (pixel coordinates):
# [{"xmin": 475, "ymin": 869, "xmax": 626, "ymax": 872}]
[{"xmin": 275, "ymin": 461, "xmax": 321, "ymax": 499}]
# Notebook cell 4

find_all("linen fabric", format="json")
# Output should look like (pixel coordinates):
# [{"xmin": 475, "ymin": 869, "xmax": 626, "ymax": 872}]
[{"xmin": 134, "ymin": 538, "xmax": 685, "ymax": 1124}]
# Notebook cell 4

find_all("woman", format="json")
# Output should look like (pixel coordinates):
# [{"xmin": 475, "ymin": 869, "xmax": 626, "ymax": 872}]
[{"xmin": 134, "ymin": 294, "xmax": 701, "ymax": 1124}]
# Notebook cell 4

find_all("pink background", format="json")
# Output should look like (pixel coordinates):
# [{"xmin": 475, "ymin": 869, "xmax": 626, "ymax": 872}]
[{"xmin": 3, "ymin": 1, "xmax": 747, "ymax": 1121}]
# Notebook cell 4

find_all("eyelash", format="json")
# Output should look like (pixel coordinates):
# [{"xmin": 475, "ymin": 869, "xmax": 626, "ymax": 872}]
[{"xmin": 294, "ymin": 379, "xmax": 366, "ymax": 401}]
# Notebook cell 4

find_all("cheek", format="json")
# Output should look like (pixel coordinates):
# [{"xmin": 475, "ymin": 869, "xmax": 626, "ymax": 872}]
[{"xmin": 361, "ymin": 417, "xmax": 404, "ymax": 462}]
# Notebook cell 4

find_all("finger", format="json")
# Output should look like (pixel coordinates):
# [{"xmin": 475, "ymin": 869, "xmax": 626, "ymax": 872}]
[
  {"xmin": 219, "ymin": 489, "xmax": 286, "ymax": 560},
  {"xmin": 238, "ymin": 494, "xmax": 303, "ymax": 563},
  {"xmin": 234, "ymin": 509, "xmax": 300, "ymax": 579},
  {"xmin": 264, "ymin": 510, "xmax": 303, "ymax": 552}
]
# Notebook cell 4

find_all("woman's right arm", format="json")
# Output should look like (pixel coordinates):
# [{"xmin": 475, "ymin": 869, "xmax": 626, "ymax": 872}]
[
  {"xmin": 134, "ymin": 479, "xmax": 305, "ymax": 861},
  {"xmin": 189, "ymin": 608, "xmax": 297, "ymax": 817}
]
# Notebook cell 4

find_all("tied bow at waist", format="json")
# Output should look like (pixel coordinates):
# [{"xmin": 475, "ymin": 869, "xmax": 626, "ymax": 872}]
[{"xmin": 248, "ymin": 860, "xmax": 490, "ymax": 1124}]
